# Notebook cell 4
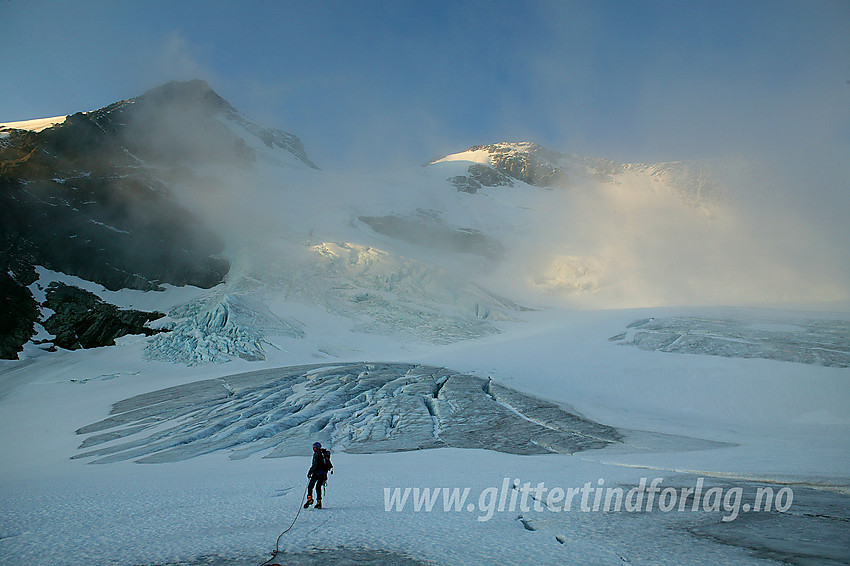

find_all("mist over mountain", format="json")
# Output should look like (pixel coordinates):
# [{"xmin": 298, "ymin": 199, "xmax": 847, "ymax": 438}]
[
  {"xmin": 0, "ymin": 80, "xmax": 312, "ymax": 358},
  {"xmin": 430, "ymin": 141, "xmax": 726, "ymax": 207},
  {"xmin": 1, "ymin": 80, "xmax": 845, "ymax": 361},
  {"xmin": 2, "ymin": 4, "xmax": 848, "ymax": 563}
]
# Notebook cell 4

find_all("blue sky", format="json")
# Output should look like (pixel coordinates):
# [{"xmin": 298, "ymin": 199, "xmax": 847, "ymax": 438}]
[{"xmin": 1, "ymin": 0, "xmax": 848, "ymax": 172}]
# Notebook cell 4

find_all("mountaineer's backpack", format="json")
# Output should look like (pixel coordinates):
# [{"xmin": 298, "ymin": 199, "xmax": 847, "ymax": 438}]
[{"xmin": 318, "ymin": 448, "xmax": 333, "ymax": 473}]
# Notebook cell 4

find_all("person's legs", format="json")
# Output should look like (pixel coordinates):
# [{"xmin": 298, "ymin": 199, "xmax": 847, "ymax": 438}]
[
  {"xmin": 305, "ymin": 476, "xmax": 318, "ymax": 507},
  {"xmin": 315, "ymin": 477, "xmax": 326, "ymax": 507}
]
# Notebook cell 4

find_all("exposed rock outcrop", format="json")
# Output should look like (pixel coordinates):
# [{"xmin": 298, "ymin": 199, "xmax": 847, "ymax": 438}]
[
  {"xmin": 0, "ymin": 80, "xmax": 321, "ymax": 358},
  {"xmin": 448, "ymin": 163, "xmax": 514, "ymax": 193},
  {"xmin": 0, "ymin": 258, "xmax": 39, "ymax": 359},
  {"xmin": 41, "ymin": 283, "xmax": 166, "ymax": 350}
]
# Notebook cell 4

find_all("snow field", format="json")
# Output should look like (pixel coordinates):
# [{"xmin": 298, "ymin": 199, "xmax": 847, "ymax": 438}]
[{"xmin": 1, "ymin": 305, "xmax": 848, "ymax": 565}]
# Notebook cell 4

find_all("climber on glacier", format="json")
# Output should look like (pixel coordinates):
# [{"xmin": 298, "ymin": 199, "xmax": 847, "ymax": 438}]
[{"xmin": 304, "ymin": 441, "xmax": 333, "ymax": 509}]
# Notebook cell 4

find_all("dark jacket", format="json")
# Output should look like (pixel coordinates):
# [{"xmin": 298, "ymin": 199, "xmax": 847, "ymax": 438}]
[{"xmin": 308, "ymin": 448, "xmax": 333, "ymax": 478}]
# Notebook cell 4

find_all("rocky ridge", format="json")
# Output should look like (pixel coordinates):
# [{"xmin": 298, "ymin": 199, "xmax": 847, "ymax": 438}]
[
  {"xmin": 432, "ymin": 141, "xmax": 726, "ymax": 207},
  {"xmin": 41, "ymin": 283, "xmax": 165, "ymax": 351},
  {"xmin": 0, "ymin": 80, "xmax": 317, "ymax": 358}
]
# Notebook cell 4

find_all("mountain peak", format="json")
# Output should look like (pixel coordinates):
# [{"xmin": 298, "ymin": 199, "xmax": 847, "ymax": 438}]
[
  {"xmin": 431, "ymin": 141, "xmax": 547, "ymax": 164},
  {"xmin": 469, "ymin": 141, "xmax": 547, "ymax": 154},
  {"xmin": 137, "ymin": 79, "xmax": 236, "ymax": 113},
  {"xmin": 68, "ymin": 79, "xmax": 316, "ymax": 169},
  {"xmin": 431, "ymin": 141, "xmax": 567, "ymax": 189},
  {"xmin": 89, "ymin": 79, "xmax": 236, "ymax": 130}
]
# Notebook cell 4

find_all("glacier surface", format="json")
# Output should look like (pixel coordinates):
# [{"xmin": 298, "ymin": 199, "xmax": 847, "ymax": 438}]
[
  {"xmin": 610, "ymin": 315, "xmax": 850, "ymax": 367},
  {"xmin": 145, "ymin": 293, "xmax": 304, "ymax": 365},
  {"xmin": 74, "ymin": 362, "xmax": 625, "ymax": 463}
]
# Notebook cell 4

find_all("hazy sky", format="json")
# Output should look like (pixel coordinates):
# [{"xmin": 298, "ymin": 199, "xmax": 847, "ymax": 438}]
[{"xmin": 1, "ymin": 0, "xmax": 848, "ymax": 172}]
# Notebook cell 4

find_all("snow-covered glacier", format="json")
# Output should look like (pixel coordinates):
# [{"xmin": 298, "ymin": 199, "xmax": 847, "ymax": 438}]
[
  {"xmin": 145, "ymin": 293, "xmax": 305, "ymax": 365},
  {"xmin": 143, "ymin": 237, "xmax": 528, "ymax": 365},
  {"xmin": 3, "ymin": 81, "xmax": 849, "ymax": 566},
  {"xmin": 611, "ymin": 315, "xmax": 850, "ymax": 367},
  {"xmin": 74, "ymin": 362, "xmax": 628, "ymax": 463}
]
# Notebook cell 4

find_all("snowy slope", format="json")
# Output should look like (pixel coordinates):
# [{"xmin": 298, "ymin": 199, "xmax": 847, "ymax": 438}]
[
  {"xmin": 0, "ymin": 115, "xmax": 68, "ymax": 133},
  {"xmin": 1, "ymin": 306, "xmax": 848, "ymax": 566},
  {"xmin": 136, "ymin": 136, "xmax": 846, "ymax": 366},
  {"xmin": 6, "ymin": 83, "xmax": 846, "ymax": 361},
  {"xmin": 1, "ymin": 83, "xmax": 848, "ymax": 566}
]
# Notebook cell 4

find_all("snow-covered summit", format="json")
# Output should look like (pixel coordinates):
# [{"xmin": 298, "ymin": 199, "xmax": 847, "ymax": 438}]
[
  {"xmin": 0, "ymin": 115, "xmax": 68, "ymax": 133},
  {"xmin": 429, "ymin": 140, "xmax": 727, "ymax": 208},
  {"xmin": 430, "ymin": 142, "xmax": 569, "ymax": 188}
]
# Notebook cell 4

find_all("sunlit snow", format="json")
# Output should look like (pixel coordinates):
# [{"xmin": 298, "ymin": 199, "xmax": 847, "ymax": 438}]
[{"xmin": 0, "ymin": 115, "xmax": 68, "ymax": 132}]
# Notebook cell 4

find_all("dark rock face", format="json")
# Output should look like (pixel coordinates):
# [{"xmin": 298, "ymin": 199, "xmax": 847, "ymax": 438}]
[
  {"xmin": 0, "ymin": 82, "xmax": 246, "ymax": 293},
  {"xmin": 41, "ymin": 283, "xmax": 165, "ymax": 350},
  {"xmin": 435, "ymin": 142, "xmax": 569, "ymax": 190},
  {"xmin": 448, "ymin": 175, "xmax": 480, "ymax": 194},
  {"xmin": 0, "ymin": 80, "xmax": 318, "ymax": 358},
  {"xmin": 0, "ymin": 114, "xmax": 228, "ymax": 358},
  {"xmin": 449, "ymin": 163, "xmax": 514, "ymax": 193},
  {"xmin": 81, "ymin": 79, "xmax": 316, "ymax": 170},
  {"xmin": 132, "ymin": 79, "xmax": 317, "ymax": 169},
  {"xmin": 0, "ymin": 260, "xmax": 39, "ymax": 359},
  {"xmin": 0, "ymin": 150, "xmax": 230, "ymax": 292},
  {"xmin": 470, "ymin": 143, "xmax": 568, "ymax": 186},
  {"xmin": 468, "ymin": 162, "xmax": 514, "ymax": 187}
]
